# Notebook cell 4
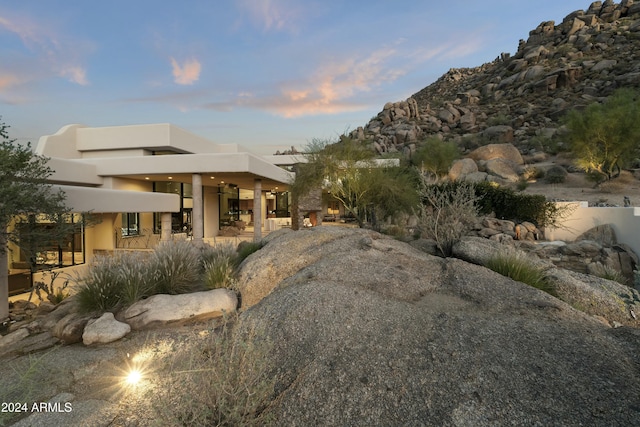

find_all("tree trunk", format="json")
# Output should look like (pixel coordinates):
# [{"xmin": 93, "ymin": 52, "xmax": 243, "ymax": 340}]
[{"xmin": 0, "ymin": 229, "xmax": 9, "ymax": 320}]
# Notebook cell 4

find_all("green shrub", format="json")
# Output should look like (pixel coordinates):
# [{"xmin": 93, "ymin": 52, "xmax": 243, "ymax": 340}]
[
  {"xmin": 151, "ymin": 240, "xmax": 203, "ymax": 294},
  {"xmin": 75, "ymin": 253, "xmax": 126, "ymax": 313},
  {"xmin": 473, "ymin": 181, "xmax": 572, "ymax": 228},
  {"xmin": 544, "ymin": 165, "xmax": 568, "ymax": 184},
  {"xmin": 487, "ymin": 113, "xmax": 510, "ymax": 126},
  {"xmin": 516, "ymin": 179, "xmax": 529, "ymax": 191},
  {"xmin": 152, "ymin": 316, "xmax": 275, "ymax": 426},
  {"xmin": 236, "ymin": 241, "xmax": 263, "ymax": 267},
  {"xmin": 486, "ymin": 251, "xmax": 556, "ymax": 296},
  {"xmin": 412, "ymin": 137, "xmax": 460, "ymax": 177}
]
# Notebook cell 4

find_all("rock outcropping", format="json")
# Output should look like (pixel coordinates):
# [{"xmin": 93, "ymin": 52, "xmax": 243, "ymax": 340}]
[
  {"xmin": 236, "ymin": 226, "xmax": 640, "ymax": 425},
  {"xmin": 349, "ymin": 1, "xmax": 640, "ymax": 160}
]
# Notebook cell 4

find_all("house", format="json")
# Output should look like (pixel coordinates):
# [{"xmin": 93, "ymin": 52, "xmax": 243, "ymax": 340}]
[{"xmin": 7, "ymin": 123, "xmax": 294, "ymax": 294}]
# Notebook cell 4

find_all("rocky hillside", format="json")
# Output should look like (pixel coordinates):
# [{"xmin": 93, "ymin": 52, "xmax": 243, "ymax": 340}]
[{"xmin": 350, "ymin": 0, "xmax": 640, "ymax": 158}]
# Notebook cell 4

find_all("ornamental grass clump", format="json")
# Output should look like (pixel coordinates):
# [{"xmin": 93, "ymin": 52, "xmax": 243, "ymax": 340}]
[
  {"xmin": 75, "ymin": 252, "xmax": 127, "ymax": 313},
  {"xmin": 486, "ymin": 251, "xmax": 556, "ymax": 297},
  {"xmin": 151, "ymin": 240, "xmax": 203, "ymax": 295},
  {"xmin": 117, "ymin": 252, "xmax": 156, "ymax": 305},
  {"xmin": 201, "ymin": 242, "xmax": 237, "ymax": 289}
]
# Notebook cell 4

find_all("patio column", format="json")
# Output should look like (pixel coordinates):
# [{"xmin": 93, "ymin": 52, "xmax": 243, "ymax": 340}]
[
  {"xmin": 192, "ymin": 173, "xmax": 204, "ymax": 242},
  {"xmin": 253, "ymin": 179, "xmax": 262, "ymax": 241},
  {"xmin": 160, "ymin": 212, "xmax": 172, "ymax": 241}
]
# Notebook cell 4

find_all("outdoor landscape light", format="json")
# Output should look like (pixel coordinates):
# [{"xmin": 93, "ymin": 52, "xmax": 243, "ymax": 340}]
[{"xmin": 126, "ymin": 369, "xmax": 143, "ymax": 385}]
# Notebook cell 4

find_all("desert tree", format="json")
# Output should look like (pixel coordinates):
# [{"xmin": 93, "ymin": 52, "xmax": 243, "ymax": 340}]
[
  {"xmin": 564, "ymin": 88, "xmax": 640, "ymax": 183},
  {"xmin": 410, "ymin": 136, "xmax": 460, "ymax": 178},
  {"xmin": 290, "ymin": 136, "xmax": 419, "ymax": 229},
  {"xmin": 0, "ymin": 119, "xmax": 75, "ymax": 319}
]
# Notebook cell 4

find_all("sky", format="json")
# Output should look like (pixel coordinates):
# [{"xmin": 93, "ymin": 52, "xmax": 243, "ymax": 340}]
[{"xmin": 0, "ymin": 0, "xmax": 591, "ymax": 155}]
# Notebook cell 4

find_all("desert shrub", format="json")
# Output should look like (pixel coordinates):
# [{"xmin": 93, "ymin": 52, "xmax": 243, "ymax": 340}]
[
  {"xmin": 486, "ymin": 251, "xmax": 556, "ymax": 296},
  {"xmin": 75, "ymin": 253, "xmax": 126, "ymax": 313},
  {"xmin": 544, "ymin": 165, "xmax": 568, "ymax": 184},
  {"xmin": 152, "ymin": 317, "xmax": 275, "ymax": 426},
  {"xmin": 487, "ymin": 113, "xmax": 510, "ymax": 126},
  {"xmin": 419, "ymin": 180, "xmax": 479, "ymax": 257},
  {"xmin": 516, "ymin": 179, "xmax": 528, "ymax": 191},
  {"xmin": 522, "ymin": 166, "xmax": 545, "ymax": 181},
  {"xmin": 235, "ymin": 241, "xmax": 263, "ymax": 267},
  {"xmin": 381, "ymin": 224, "xmax": 408, "ymax": 239},
  {"xmin": 151, "ymin": 240, "xmax": 203, "ymax": 294},
  {"xmin": 30, "ymin": 270, "xmax": 70, "ymax": 305}
]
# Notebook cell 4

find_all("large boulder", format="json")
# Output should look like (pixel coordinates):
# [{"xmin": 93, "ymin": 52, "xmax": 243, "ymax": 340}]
[
  {"xmin": 82, "ymin": 312, "xmax": 131, "ymax": 345},
  {"xmin": 51, "ymin": 312, "xmax": 94, "ymax": 344},
  {"xmin": 448, "ymin": 158, "xmax": 478, "ymax": 181},
  {"xmin": 120, "ymin": 289, "xmax": 237, "ymax": 330},
  {"xmin": 546, "ymin": 268, "xmax": 640, "ymax": 327},
  {"xmin": 236, "ymin": 227, "xmax": 400, "ymax": 308},
  {"xmin": 234, "ymin": 228, "xmax": 640, "ymax": 425},
  {"xmin": 576, "ymin": 224, "xmax": 617, "ymax": 246},
  {"xmin": 484, "ymin": 158, "xmax": 522, "ymax": 182},
  {"xmin": 468, "ymin": 143, "xmax": 523, "ymax": 164}
]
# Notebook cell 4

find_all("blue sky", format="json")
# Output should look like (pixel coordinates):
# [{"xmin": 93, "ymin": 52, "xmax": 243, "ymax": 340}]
[{"xmin": 1, "ymin": 0, "xmax": 590, "ymax": 154}]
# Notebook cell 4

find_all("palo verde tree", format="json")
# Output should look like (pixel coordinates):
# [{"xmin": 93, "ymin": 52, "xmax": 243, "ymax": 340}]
[
  {"xmin": 290, "ymin": 136, "xmax": 419, "ymax": 229},
  {"xmin": 410, "ymin": 136, "xmax": 460, "ymax": 178},
  {"xmin": 0, "ymin": 119, "xmax": 74, "ymax": 320},
  {"xmin": 564, "ymin": 88, "xmax": 640, "ymax": 184}
]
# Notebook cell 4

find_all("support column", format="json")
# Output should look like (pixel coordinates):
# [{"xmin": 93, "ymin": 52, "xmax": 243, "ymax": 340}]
[
  {"xmin": 160, "ymin": 212, "xmax": 172, "ymax": 242},
  {"xmin": 253, "ymin": 179, "xmax": 262, "ymax": 242},
  {"xmin": 192, "ymin": 173, "xmax": 204, "ymax": 242},
  {"xmin": 0, "ymin": 232, "xmax": 9, "ymax": 320}
]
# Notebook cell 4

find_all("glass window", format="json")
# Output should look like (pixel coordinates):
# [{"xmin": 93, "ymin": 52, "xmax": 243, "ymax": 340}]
[
  {"xmin": 121, "ymin": 213, "xmax": 140, "ymax": 236},
  {"xmin": 153, "ymin": 182, "xmax": 192, "ymax": 234},
  {"xmin": 15, "ymin": 213, "xmax": 85, "ymax": 271}
]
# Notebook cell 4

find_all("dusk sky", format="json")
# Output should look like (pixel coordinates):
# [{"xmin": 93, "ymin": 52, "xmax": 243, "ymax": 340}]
[{"xmin": 1, "ymin": 0, "xmax": 590, "ymax": 154}]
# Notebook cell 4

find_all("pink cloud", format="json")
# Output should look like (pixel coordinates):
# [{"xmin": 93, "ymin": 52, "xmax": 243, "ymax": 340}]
[
  {"xmin": 170, "ymin": 57, "xmax": 202, "ymax": 85},
  {"xmin": 235, "ymin": 0, "xmax": 304, "ymax": 32},
  {"xmin": 0, "ymin": 10, "xmax": 91, "ymax": 86},
  {"xmin": 269, "ymin": 47, "xmax": 405, "ymax": 117}
]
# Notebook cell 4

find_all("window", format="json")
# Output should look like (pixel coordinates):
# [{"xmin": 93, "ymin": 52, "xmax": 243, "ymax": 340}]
[
  {"xmin": 121, "ymin": 212, "xmax": 140, "ymax": 236},
  {"xmin": 15, "ymin": 213, "xmax": 85, "ymax": 270},
  {"xmin": 328, "ymin": 201, "xmax": 340, "ymax": 215},
  {"xmin": 153, "ymin": 182, "xmax": 193, "ymax": 233}
]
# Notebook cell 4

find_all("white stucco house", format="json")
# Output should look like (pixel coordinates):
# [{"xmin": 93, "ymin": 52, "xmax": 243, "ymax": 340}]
[{"xmin": 7, "ymin": 123, "xmax": 297, "ymax": 294}]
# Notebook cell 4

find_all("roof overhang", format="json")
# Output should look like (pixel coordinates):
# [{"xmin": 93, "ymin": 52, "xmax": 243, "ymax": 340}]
[
  {"xmin": 79, "ymin": 152, "xmax": 293, "ymax": 189},
  {"xmin": 56, "ymin": 185, "xmax": 180, "ymax": 213}
]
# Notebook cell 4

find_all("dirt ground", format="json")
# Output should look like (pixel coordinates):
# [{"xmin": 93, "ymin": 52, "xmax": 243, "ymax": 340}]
[{"xmin": 521, "ymin": 169, "xmax": 640, "ymax": 207}]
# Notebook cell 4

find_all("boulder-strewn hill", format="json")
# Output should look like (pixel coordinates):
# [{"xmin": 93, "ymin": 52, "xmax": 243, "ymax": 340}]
[{"xmin": 350, "ymin": 0, "xmax": 640, "ymax": 158}]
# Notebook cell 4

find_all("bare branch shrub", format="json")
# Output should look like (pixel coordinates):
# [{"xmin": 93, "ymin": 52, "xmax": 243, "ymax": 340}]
[{"xmin": 418, "ymin": 179, "xmax": 479, "ymax": 257}]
